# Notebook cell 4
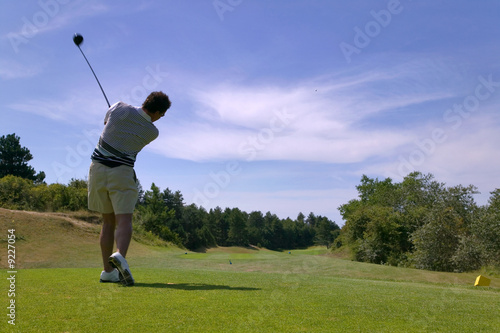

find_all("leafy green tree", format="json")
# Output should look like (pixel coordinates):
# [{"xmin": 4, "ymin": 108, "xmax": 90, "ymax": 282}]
[
  {"xmin": 247, "ymin": 211, "xmax": 265, "ymax": 246},
  {"xmin": 396, "ymin": 172, "xmax": 444, "ymax": 250},
  {"xmin": 409, "ymin": 183, "xmax": 479, "ymax": 271},
  {"xmin": 356, "ymin": 175, "xmax": 399, "ymax": 206},
  {"xmin": 296, "ymin": 216, "xmax": 316, "ymax": 248},
  {"xmin": 0, "ymin": 175, "xmax": 33, "ymax": 209},
  {"xmin": 451, "ymin": 234, "xmax": 483, "ymax": 272},
  {"xmin": 197, "ymin": 223, "xmax": 217, "ymax": 249},
  {"xmin": 411, "ymin": 206, "xmax": 463, "ymax": 272},
  {"xmin": 314, "ymin": 216, "xmax": 340, "ymax": 249},
  {"xmin": 282, "ymin": 217, "xmax": 299, "ymax": 249},
  {"xmin": 484, "ymin": 190, "xmax": 500, "ymax": 266},
  {"xmin": 397, "ymin": 172, "xmax": 444, "ymax": 211},
  {"xmin": 29, "ymin": 182, "xmax": 50, "ymax": 211},
  {"xmin": 65, "ymin": 178, "xmax": 88, "ymax": 211},
  {"xmin": 339, "ymin": 176, "xmax": 401, "ymax": 262},
  {"xmin": 339, "ymin": 201, "xmax": 370, "ymax": 248},
  {"xmin": 47, "ymin": 183, "xmax": 69, "ymax": 211},
  {"xmin": 357, "ymin": 207, "xmax": 402, "ymax": 264},
  {"xmin": 197, "ymin": 206, "xmax": 216, "ymax": 248},
  {"xmin": 0, "ymin": 133, "xmax": 45, "ymax": 183},
  {"xmin": 136, "ymin": 183, "xmax": 181, "ymax": 245},
  {"xmin": 182, "ymin": 204, "xmax": 213, "ymax": 249},
  {"xmin": 305, "ymin": 212, "xmax": 317, "ymax": 228},
  {"xmin": 141, "ymin": 183, "xmax": 164, "ymax": 214},
  {"xmin": 263, "ymin": 212, "xmax": 284, "ymax": 250},
  {"xmin": 210, "ymin": 206, "xmax": 229, "ymax": 246},
  {"xmin": 440, "ymin": 184, "xmax": 479, "ymax": 227},
  {"xmin": 296, "ymin": 212, "xmax": 305, "ymax": 224},
  {"xmin": 338, "ymin": 172, "xmax": 484, "ymax": 270},
  {"xmin": 461, "ymin": 190, "xmax": 500, "ymax": 268},
  {"xmin": 163, "ymin": 188, "xmax": 184, "ymax": 220},
  {"xmin": 478, "ymin": 214, "xmax": 500, "ymax": 267},
  {"xmin": 0, "ymin": 175, "xmax": 89, "ymax": 212},
  {"xmin": 488, "ymin": 189, "xmax": 500, "ymax": 214},
  {"xmin": 136, "ymin": 180, "xmax": 144, "ymax": 204},
  {"xmin": 227, "ymin": 207, "xmax": 249, "ymax": 246}
]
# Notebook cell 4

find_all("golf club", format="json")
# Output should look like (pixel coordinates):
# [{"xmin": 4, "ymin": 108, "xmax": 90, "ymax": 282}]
[{"xmin": 72, "ymin": 33, "xmax": 110, "ymax": 108}]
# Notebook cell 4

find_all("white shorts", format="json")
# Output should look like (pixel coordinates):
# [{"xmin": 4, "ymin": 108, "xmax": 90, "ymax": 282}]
[{"xmin": 88, "ymin": 162, "xmax": 138, "ymax": 214}]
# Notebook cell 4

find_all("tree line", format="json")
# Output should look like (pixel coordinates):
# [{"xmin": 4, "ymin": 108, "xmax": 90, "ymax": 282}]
[
  {"xmin": 0, "ymin": 175, "xmax": 88, "ymax": 212},
  {"xmin": 338, "ymin": 172, "xmax": 500, "ymax": 272},
  {"xmin": 1, "ymin": 133, "xmax": 499, "ymax": 272},
  {"xmin": 135, "ymin": 183, "xmax": 340, "ymax": 251},
  {"xmin": 0, "ymin": 175, "xmax": 340, "ymax": 251}
]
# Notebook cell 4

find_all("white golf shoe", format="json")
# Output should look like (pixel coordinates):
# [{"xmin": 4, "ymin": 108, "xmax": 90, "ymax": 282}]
[
  {"xmin": 99, "ymin": 269, "xmax": 120, "ymax": 283},
  {"xmin": 108, "ymin": 252, "xmax": 135, "ymax": 286}
]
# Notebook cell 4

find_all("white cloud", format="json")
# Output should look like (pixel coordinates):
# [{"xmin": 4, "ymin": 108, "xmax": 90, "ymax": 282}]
[
  {"xmin": 425, "ymin": 116, "xmax": 500, "ymax": 186},
  {"xmin": 150, "ymin": 67, "xmax": 453, "ymax": 164},
  {"xmin": 8, "ymin": 91, "xmax": 107, "ymax": 125},
  {"xmin": 3, "ymin": 1, "xmax": 109, "ymax": 40},
  {"xmin": 0, "ymin": 58, "xmax": 44, "ymax": 79},
  {"xmin": 9, "ymin": 100, "xmax": 65, "ymax": 121}
]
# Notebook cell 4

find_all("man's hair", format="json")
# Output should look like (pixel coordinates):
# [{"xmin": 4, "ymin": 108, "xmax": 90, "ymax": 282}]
[{"xmin": 142, "ymin": 91, "xmax": 171, "ymax": 113}]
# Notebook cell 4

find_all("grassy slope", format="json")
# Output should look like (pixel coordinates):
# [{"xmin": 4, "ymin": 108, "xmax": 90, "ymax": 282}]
[
  {"xmin": 1, "ymin": 208, "xmax": 499, "ymax": 332},
  {"xmin": 0, "ymin": 208, "xmax": 173, "ymax": 269}
]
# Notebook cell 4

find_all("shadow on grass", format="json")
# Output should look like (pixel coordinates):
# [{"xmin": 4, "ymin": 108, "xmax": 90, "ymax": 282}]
[{"xmin": 133, "ymin": 282, "xmax": 260, "ymax": 291}]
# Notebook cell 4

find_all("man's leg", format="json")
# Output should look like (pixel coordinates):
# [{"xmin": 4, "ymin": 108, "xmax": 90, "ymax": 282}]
[
  {"xmin": 115, "ymin": 213, "xmax": 133, "ymax": 257},
  {"xmin": 106, "ymin": 166, "xmax": 137, "ymax": 286},
  {"xmin": 109, "ymin": 213, "xmax": 135, "ymax": 286},
  {"xmin": 100, "ymin": 213, "xmax": 116, "ymax": 272}
]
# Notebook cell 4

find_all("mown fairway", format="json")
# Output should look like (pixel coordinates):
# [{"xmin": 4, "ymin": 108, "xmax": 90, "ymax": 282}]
[{"xmin": 1, "ymin": 209, "xmax": 499, "ymax": 332}]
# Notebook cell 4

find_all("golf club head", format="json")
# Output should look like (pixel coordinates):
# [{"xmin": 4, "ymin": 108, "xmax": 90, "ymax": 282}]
[
  {"xmin": 72, "ymin": 32, "xmax": 111, "ymax": 107},
  {"xmin": 73, "ymin": 33, "xmax": 83, "ymax": 46}
]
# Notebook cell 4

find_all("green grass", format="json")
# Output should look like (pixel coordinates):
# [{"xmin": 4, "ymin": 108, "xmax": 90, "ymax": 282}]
[
  {"xmin": 6, "ymin": 262, "xmax": 500, "ymax": 332},
  {"xmin": 1, "ymin": 209, "xmax": 500, "ymax": 332}
]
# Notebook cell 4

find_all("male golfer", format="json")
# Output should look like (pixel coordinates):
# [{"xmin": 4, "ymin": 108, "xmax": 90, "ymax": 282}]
[{"xmin": 88, "ymin": 91, "xmax": 171, "ymax": 286}]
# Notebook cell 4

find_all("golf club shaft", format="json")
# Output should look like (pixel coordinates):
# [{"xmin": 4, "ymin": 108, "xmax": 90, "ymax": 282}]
[{"xmin": 77, "ymin": 45, "xmax": 110, "ymax": 108}]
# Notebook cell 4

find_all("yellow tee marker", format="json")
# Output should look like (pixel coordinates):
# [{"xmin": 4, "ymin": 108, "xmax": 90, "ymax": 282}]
[{"xmin": 474, "ymin": 275, "xmax": 491, "ymax": 287}]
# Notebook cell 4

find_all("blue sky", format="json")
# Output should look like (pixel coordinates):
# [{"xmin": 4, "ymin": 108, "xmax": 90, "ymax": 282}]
[{"xmin": 1, "ymin": 0, "xmax": 500, "ymax": 225}]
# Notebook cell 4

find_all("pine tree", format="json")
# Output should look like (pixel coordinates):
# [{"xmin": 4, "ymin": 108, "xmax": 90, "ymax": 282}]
[{"xmin": 0, "ymin": 133, "xmax": 45, "ymax": 183}]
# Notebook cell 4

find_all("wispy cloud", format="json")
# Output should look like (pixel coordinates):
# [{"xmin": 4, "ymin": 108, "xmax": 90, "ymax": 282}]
[
  {"xmin": 149, "ymin": 62, "xmax": 458, "ymax": 164},
  {"xmin": 3, "ymin": 1, "xmax": 109, "ymax": 40},
  {"xmin": 355, "ymin": 110, "xmax": 500, "ymax": 204},
  {"xmin": 0, "ymin": 58, "xmax": 44, "ymax": 79},
  {"xmin": 8, "ymin": 91, "xmax": 107, "ymax": 125}
]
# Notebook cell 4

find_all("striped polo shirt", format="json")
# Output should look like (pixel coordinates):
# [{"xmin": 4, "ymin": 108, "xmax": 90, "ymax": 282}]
[{"xmin": 91, "ymin": 102, "xmax": 159, "ymax": 168}]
